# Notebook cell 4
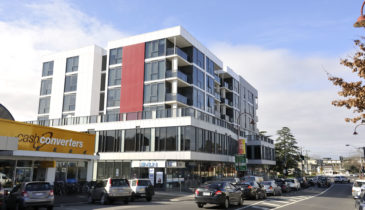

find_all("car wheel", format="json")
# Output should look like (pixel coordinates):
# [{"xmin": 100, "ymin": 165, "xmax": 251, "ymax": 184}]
[
  {"xmin": 47, "ymin": 206, "xmax": 53, "ymax": 210},
  {"xmin": 146, "ymin": 196, "xmax": 152, "ymax": 202},
  {"xmin": 238, "ymin": 197, "xmax": 244, "ymax": 206},
  {"xmin": 222, "ymin": 198, "xmax": 229, "ymax": 209},
  {"xmin": 88, "ymin": 194, "xmax": 95, "ymax": 204},
  {"xmin": 100, "ymin": 194, "xmax": 109, "ymax": 205},
  {"xmin": 197, "ymin": 203, "xmax": 204, "ymax": 208},
  {"xmin": 255, "ymin": 193, "xmax": 259, "ymax": 200},
  {"xmin": 124, "ymin": 199, "xmax": 129, "ymax": 204}
]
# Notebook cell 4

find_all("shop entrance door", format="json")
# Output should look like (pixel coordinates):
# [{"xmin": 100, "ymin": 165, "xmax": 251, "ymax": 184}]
[{"xmin": 15, "ymin": 167, "xmax": 32, "ymax": 184}]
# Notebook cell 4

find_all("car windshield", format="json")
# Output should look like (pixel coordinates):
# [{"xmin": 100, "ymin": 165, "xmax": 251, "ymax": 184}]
[
  {"xmin": 25, "ymin": 183, "xmax": 51, "ymax": 191},
  {"xmin": 138, "ymin": 180, "xmax": 151, "ymax": 186},
  {"xmin": 201, "ymin": 182, "xmax": 225, "ymax": 190},
  {"xmin": 354, "ymin": 181, "xmax": 365, "ymax": 187},
  {"xmin": 111, "ymin": 179, "xmax": 129, "ymax": 187},
  {"xmin": 286, "ymin": 179, "xmax": 294, "ymax": 183}
]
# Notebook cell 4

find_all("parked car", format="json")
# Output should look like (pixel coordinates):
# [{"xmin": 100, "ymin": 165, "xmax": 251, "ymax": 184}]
[
  {"xmin": 5, "ymin": 181, "xmax": 54, "ymax": 210},
  {"xmin": 275, "ymin": 179, "xmax": 291, "ymax": 193},
  {"xmin": 297, "ymin": 177, "xmax": 309, "ymax": 188},
  {"xmin": 129, "ymin": 179, "xmax": 154, "ymax": 201},
  {"xmin": 0, "ymin": 174, "xmax": 11, "ymax": 186},
  {"xmin": 285, "ymin": 178, "xmax": 301, "ymax": 191},
  {"xmin": 317, "ymin": 176, "xmax": 331, "ymax": 188},
  {"xmin": 194, "ymin": 181, "xmax": 244, "ymax": 209},
  {"xmin": 355, "ymin": 185, "xmax": 365, "ymax": 210},
  {"xmin": 333, "ymin": 176, "xmax": 341, "ymax": 183},
  {"xmin": 237, "ymin": 181, "xmax": 266, "ymax": 200},
  {"xmin": 262, "ymin": 181, "xmax": 282, "ymax": 196},
  {"xmin": 339, "ymin": 176, "xmax": 350, "ymax": 183},
  {"xmin": 0, "ymin": 183, "xmax": 4, "ymax": 210},
  {"xmin": 242, "ymin": 176, "xmax": 264, "ymax": 184},
  {"xmin": 88, "ymin": 178, "xmax": 132, "ymax": 205},
  {"xmin": 353, "ymin": 180, "xmax": 365, "ymax": 198}
]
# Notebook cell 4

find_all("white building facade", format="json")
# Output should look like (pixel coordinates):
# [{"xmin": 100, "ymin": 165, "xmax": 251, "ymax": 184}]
[{"xmin": 33, "ymin": 26, "xmax": 275, "ymax": 190}]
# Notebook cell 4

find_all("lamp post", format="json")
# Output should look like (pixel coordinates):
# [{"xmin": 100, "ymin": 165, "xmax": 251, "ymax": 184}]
[
  {"xmin": 235, "ymin": 112, "xmax": 255, "ymax": 177},
  {"xmin": 354, "ymin": 0, "xmax": 365, "ymax": 27}
]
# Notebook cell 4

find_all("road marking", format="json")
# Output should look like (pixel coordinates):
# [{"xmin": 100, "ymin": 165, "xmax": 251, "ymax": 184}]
[
  {"xmin": 272, "ymin": 185, "xmax": 335, "ymax": 209},
  {"xmin": 259, "ymin": 202, "xmax": 281, "ymax": 207}
]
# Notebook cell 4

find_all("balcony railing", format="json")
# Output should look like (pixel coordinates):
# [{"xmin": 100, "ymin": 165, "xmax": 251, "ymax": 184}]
[
  {"xmin": 166, "ymin": 47, "xmax": 190, "ymax": 62},
  {"xmin": 214, "ymin": 74, "xmax": 220, "ymax": 84},
  {"xmin": 214, "ymin": 91, "xmax": 220, "ymax": 99},
  {"xmin": 29, "ymin": 107, "xmax": 239, "ymax": 135},
  {"xmin": 165, "ymin": 93, "xmax": 188, "ymax": 104},
  {"xmin": 165, "ymin": 70, "xmax": 188, "ymax": 83}
]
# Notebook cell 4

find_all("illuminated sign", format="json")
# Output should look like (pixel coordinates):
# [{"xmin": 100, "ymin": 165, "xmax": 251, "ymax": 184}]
[
  {"xmin": 0, "ymin": 118, "xmax": 95, "ymax": 155},
  {"xmin": 238, "ymin": 139, "xmax": 246, "ymax": 155}
]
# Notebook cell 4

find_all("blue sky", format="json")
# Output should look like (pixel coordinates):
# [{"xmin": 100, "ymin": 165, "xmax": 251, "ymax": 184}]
[{"xmin": 0, "ymin": 0, "xmax": 364, "ymax": 158}]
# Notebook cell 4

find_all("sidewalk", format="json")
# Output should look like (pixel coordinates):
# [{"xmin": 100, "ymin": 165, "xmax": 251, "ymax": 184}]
[{"xmin": 54, "ymin": 193, "xmax": 88, "ymax": 206}]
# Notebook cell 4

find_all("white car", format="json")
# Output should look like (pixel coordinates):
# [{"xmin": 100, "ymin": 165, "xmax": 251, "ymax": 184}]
[
  {"xmin": 285, "ymin": 178, "xmax": 301, "ymax": 191},
  {"xmin": 352, "ymin": 180, "xmax": 365, "ymax": 198}
]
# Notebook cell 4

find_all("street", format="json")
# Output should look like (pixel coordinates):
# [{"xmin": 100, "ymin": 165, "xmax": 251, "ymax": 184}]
[{"xmin": 54, "ymin": 184, "xmax": 354, "ymax": 210}]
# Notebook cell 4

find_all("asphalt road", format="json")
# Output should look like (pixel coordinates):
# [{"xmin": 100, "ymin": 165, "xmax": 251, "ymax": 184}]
[{"xmin": 54, "ymin": 184, "xmax": 354, "ymax": 210}]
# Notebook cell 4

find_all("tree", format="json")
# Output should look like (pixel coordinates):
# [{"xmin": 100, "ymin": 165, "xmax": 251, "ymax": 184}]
[
  {"xmin": 328, "ymin": 39, "xmax": 365, "ymax": 123},
  {"xmin": 274, "ymin": 127, "xmax": 301, "ymax": 176}
]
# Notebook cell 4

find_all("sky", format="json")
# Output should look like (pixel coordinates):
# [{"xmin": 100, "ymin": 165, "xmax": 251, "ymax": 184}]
[{"xmin": 0, "ymin": 0, "xmax": 364, "ymax": 159}]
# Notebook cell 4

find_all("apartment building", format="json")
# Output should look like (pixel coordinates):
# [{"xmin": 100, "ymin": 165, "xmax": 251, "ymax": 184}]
[{"xmin": 33, "ymin": 26, "xmax": 275, "ymax": 189}]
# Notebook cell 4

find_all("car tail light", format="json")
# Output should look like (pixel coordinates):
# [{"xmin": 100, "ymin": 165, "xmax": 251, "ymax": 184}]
[
  {"xmin": 109, "ymin": 178, "xmax": 112, "ymax": 186},
  {"xmin": 269, "ymin": 186, "xmax": 273, "ymax": 189},
  {"xmin": 21, "ymin": 191, "xmax": 28, "ymax": 197},
  {"xmin": 195, "ymin": 189, "xmax": 199, "ymax": 196},
  {"xmin": 247, "ymin": 185, "xmax": 252, "ymax": 189},
  {"xmin": 49, "ymin": 189, "xmax": 54, "ymax": 196},
  {"xmin": 215, "ymin": 190, "xmax": 222, "ymax": 195},
  {"xmin": 136, "ymin": 180, "xmax": 139, "ymax": 186}
]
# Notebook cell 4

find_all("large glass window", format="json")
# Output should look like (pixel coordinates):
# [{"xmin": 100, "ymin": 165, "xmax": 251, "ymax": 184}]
[
  {"xmin": 109, "ymin": 47, "xmax": 122, "ymax": 65},
  {"xmin": 193, "ymin": 88, "xmax": 205, "ymax": 110},
  {"xmin": 124, "ymin": 128, "xmax": 151, "ymax": 152},
  {"xmin": 145, "ymin": 39, "xmax": 166, "ymax": 58},
  {"xmin": 100, "ymin": 73, "xmax": 106, "ymax": 91},
  {"xmin": 206, "ymin": 57, "xmax": 215, "ymax": 76},
  {"xmin": 206, "ymin": 96, "xmax": 214, "ymax": 114},
  {"xmin": 64, "ymin": 74, "xmax": 78, "ymax": 92},
  {"xmin": 63, "ymin": 94, "xmax": 76, "ymax": 111},
  {"xmin": 193, "ymin": 47, "xmax": 205, "ymax": 69},
  {"xmin": 254, "ymin": 146, "xmax": 261, "ymax": 159},
  {"xmin": 98, "ymin": 130, "xmax": 121, "ymax": 152},
  {"xmin": 99, "ymin": 93, "xmax": 105, "ymax": 111},
  {"xmin": 181, "ymin": 126, "xmax": 196, "ymax": 151},
  {"xmin": 166, "ymin": 127, "xmax": 177, "ymax": 151},
  {"xmin": 144, "ymin": 60, "xmax": 166, "ymax": 81},
  {"xmin": 40, "ymin": 79, "xmax": 52, "ymax": 95},
  {"xmin": 206, "ymin": 76, "xmax": 214, "ymax": 95},
  {"xmin": 143, "ymin": 82, "xmax": 165, "ymax": 103},
  {"xmin": 108, "ymin": 67, "xmax": 122, "ymax": 86},
  {"xmin": 125, "ymin": 129, "xmax": 136, "ymax": 152},
  {"xmin": 38, "ymin": 97, "xmax": 50, "ymax": 114},
  {"xmin": 196, "ymin": 128, "xmax": 204, "ymax": 152},
  {"xmin": 42, "ymin": 61, "xmax": 54, "ymax": 76},
  {"xmin": 193, "ymin": 67, "xmax": 205, "ymax": 90},
  {"xmin": 107, "ymin": 88, "xmax": 120, "ymax": 107},
  {"xmin": 66, "ymin": 56, "xmax": 79, "ymax": 72}
]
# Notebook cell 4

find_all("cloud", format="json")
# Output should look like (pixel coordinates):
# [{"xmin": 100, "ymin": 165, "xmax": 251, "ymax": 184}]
[
  {"xmin": 0, "ymin": 1, "xmax": 127, "ymax": 121},
  {"xmin": 211, "ymin": 42, "xmax": 363, "ymax": 158}
]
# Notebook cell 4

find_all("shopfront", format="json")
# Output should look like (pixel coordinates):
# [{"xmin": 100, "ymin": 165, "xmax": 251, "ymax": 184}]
[{"xmin": 0, "ymin": 118, "xmax": 96, "ymax": 187}]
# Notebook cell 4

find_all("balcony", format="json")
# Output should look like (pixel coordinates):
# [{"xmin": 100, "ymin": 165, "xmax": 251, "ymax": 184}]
[
  {"xmin": 214, "ymin": 91, "xmax": 220, "ymax": 99},
  {"xmin": 165, "ymin": 70, "xmax": 188, "ymax": 83},
  {"xmin": 166, "ymin": 47, "xmax": 190, "ymax": 62},
  {"xmin": 220, "ymin": 98, "xmax": 232, "ymax": 107},
  {"xmin": 214, "ymin": 74, "xmax": 220, "ymax": 84},
  {"xmin": 165, "ymin": 93, "xmax": 188, "ymax": 104}
]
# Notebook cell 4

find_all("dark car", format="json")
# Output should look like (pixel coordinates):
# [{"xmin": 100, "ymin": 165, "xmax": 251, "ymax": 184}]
[
  {"xmin": 194, "ymin": 181, "xmax": 243, "ymax": 209},
  {"xmin": 317, "ymin": 176, "xmax": 331, "ymax": 188},
  {"xmin": 297, "ymin": 177, "xmax": 309, "ymax": 188},
  {"xmin": 0, "ymin": 183, "xmax": 4, "ymax": 210},
  {"xmin": 355, "ymin": 188, "xmax": 365, "ymax": 210},
  {"xmin": 237, "ymin": 181, "xmax": 266, "ymax": 200},
  {"xmin": 5, "ymin": 182, "xmax": 54, "ymax": 210},
  {"xmin": 275, "ymin": 179, "xmax": 291, "ymax": 193}
]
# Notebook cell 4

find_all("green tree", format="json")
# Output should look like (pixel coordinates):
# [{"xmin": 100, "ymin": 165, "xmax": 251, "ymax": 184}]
[{"xmin": 274, "ymin": 127, "xmax": 301, "ymax": 176}]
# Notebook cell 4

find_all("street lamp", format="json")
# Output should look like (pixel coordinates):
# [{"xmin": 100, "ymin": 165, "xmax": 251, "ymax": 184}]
[
  {"xmin": 353, "ymin": 123, "xmax": 365, "ymax": 135},
  {"xmin": 354, "ymin": 0, "xmax": 365, "ymax": 27}
]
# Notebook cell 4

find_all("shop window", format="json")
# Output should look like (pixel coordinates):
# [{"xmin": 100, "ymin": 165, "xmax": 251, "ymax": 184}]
[
  {"xmin": 98, "ymin": 130, "xmax": 121, "ymax": 152},
  {"xmin": 0, "ymin": 160, "xmax": 15, "ymax": 188},
  {"xmin": 124, "ymin": 129, "xmax": 137, "ymax": 152},
  {"xmin": 166, "ymin": 127, "xmax": 177, "ymax": 151},
  {"xmin": 181, "ymin": 126, "xmax": 196, "ymax": 151}
]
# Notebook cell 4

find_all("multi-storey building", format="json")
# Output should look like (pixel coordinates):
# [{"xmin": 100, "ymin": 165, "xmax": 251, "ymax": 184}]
[{"xmin": 33, "ymin": 26, "xmax": 275, "ymax": 190}]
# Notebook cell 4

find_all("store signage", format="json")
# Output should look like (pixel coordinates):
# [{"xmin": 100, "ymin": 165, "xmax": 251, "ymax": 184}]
[
  {"xmin": 131, "ymin": 161, "xmax": 166, "ymax": 168},
  {"xmin": 167, "ymin": 161, "xmax": 186, "ymax": 168},
  {"xmin": 0, "ymin": 118, "xmax": 95, "ymax": 155},
  {"xmin": 238, "ymin": 139, "xmax": 246, "ymax": 155},
  {"xmin": 40, "ymin": 161, "xmax": 56, "ymax": 168},
  {"xmin": 235, "ymin": 155, "xmax": 247, "ymax": 171},
  {"xmin": 149, "ymin": 168, "xmax": 154, "ymax": 185}
]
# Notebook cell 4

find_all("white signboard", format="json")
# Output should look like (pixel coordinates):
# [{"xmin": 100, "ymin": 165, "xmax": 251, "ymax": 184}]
[
  {"xmin": 149, "ymin": 168, "xmax": 154, "ymax": 185},
  {"xmin": 131, "ymin": 161, "xmax": 166, "ymax": 168}
]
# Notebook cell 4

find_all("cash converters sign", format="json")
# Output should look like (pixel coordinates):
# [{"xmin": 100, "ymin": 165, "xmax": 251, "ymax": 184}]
[{"xmin": 0, "ymin": 118, "xmax": 95, "ymax": 155}]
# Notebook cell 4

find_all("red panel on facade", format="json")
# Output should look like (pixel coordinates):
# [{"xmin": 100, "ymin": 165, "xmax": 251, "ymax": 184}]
[{"xmin": 120, "ymin": 43, "xmax": 145, "ymax": 113}]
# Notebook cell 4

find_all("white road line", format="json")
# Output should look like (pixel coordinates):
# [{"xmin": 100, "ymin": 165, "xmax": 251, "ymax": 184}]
[
  {"xmin": 267, "ymin": 200, "xmax": 291, "ymax": 204},
  {"xmin": 272, "ymin": 185, "xmax": 335, "ymax": 209},
  {"xmin": 259, "ymin": 202, "xmax": 282, "ymax": 207}
]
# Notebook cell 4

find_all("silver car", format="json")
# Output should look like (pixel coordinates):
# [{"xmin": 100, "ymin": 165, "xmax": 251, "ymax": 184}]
[
  {"xmin": 5, "ymin": 181, "xmax": 54, "ymax": 210},
  {"xmin": 262, "ymin": 181, "xmax": 282, "ymax": 196},
  {"xmin": 88, "ymin": 178, "xmax": 132, "ymax": 205}
]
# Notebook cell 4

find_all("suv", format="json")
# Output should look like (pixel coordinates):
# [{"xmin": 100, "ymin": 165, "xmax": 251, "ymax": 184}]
[
  {"xmin": 5, "ymin": 181, "xmax": 54, "ymax": 210},
  {"xmin": 285, "ymin": 178, "xmax": 301, "ymax": 191},
  {"xmin": 129, "ymin": 179, "xmax": 154, "ymax": 201},
  {"xmin": 88, "ymin": 178, "xmax": 132, "ymax": 205}
]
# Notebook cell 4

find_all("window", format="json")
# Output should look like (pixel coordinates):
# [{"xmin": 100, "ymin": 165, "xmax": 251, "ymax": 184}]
[
  {"xmin": 193, "ymin": 67, "xmax": 205, "ymax": 90},
  {"xmin": 98, "ymin": 130, "xmax": 121, "ymax": 152},
  {"xmin": 143, "ymin": 82, "xmax": 165, "ymax": 103},
  {"xmin": 102, "ymin": 55, "xmax": 107, "ymax": 71},
  {"xmin": 233, "ymin": 79, "xmax": 239, "ymax": 93},
  {"xmin": 193, "ymin": 47, "xmax": 205, "ymax": 69},
  {"xmin": 181, "ymin": 126, "xmax": 196, "ymax": 151},
  {"xmin": 254, "ymin": 146, "xmax": 261, "ymax": 159},
  {"xmin": 193, "ymin": 88, "xmax": 205, "ymax": 110},
  {"xmin": 42, "ymin": 61, "xmax": 54, "ymax": 76},
  {"xmin": 107, "ymin": 88, "xmax": 120, "ymax": 107},
  {"xmin": 64, "ymin": 74, "xmax": 77, "ymax": 92},
  {"xmin": 109, "ymin": 48, "xmax": 122, "ymax": 65},
  {"xmin": 206, "ymin": 96, "xmax": 214, "ymax": 114},
  {"xmin": 124, "ymin": 128, "xmax": 151, "ymax": 152},
  {"xmin": 108, "ymin": 67, "xmax": 122, "ymax": 86},
  {"xmin": 206, "ymin": 57, "xmax": 215, "ymax": 76},
  {"xmin": 99, "ymin": 93, "xmax": 105, "ymax": 111},
  {"xmin": 196, "ymin": 128, "xmax": 204, "ymax": 152},
  {"xmin": 144, "ymin": 60, "xmax": 166, "ymax": 81},
  {"xmin": 100, "ymin": 73, "xmax": 106, "ymax": 91},
  {"xmin": 155, "ymin": 127, "xmax": 165, "ymax": 151},
  {"xmin": 66, "ymin": 56, "xmax": 79, "ymax": 72},
  {"xmin": 38, "ymin": 97, "xmax": 50, "ymax": 114},
  {"xmin": 145, "ymin": 39, "xmax": 166, "ymax": 58},
  {"xmin": 124, "ymin": 129, "xmax": 136, "ymax": 152},
  {"xmin": 40, "ymin": 79, "xmax": 52, "ymax": 95},
  {"xmin": 206, "ymin": 76, "xmax": 214, "ymax": 95},
  {"xmin": 166, "ymin": 127, "xmax": 177, "ymax": 151},
  {"xmin": 63, "ymin": 94, "xmax": 76, "ymax": 111}
]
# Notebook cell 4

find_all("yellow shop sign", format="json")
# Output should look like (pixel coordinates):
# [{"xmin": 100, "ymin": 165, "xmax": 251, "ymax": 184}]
[{"xmin": 0, "ymin": 118, "xmax": 95, "ymax": 155}]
